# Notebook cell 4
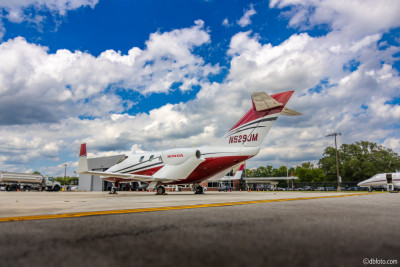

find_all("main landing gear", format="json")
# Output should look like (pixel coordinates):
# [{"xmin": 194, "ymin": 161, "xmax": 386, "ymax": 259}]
[
  {"xmin": 156, "ymin": 183, "xmax": 166, "ymax": 195},
  {"xmin": 193, "ymin": 184, "xmax": 204, "ymax": 194}
]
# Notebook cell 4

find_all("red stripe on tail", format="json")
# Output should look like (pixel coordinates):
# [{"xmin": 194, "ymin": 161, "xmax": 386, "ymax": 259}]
[{"xmin": 80, "ymin": 143, "xmax": 87, "ymax": 157}]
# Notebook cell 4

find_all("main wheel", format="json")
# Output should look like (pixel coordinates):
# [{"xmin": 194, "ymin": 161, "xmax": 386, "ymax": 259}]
[
  {"xmin": 195, "ymin": 186, "xmax": 203, "ymax": 194},
  {"xmin": 157, "ymin": 186, "xmax": 164, "ymax": 195}
]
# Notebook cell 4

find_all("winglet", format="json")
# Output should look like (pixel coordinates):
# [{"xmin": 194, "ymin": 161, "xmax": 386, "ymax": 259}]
[
  {"xmin": 80, "ymin": 143, "xmax": 87, "ymax": 157},
  {"xmin": 238, "ymin": 163, "xmax": 245, "ymax": 171},
  {"xmin": 233, "ymin": 163, "xmax": 245, "ymax": 179},
  {"xmin": 78, "ymin": 143, "xmax": 88, "ymax": 173}
]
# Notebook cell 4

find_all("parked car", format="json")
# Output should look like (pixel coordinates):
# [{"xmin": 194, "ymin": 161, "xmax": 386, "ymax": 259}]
[
  {"xmin": 317, "ymin": 187, "xmax": 325, "ymax": 191},
  {"xmin": 218, "ymin": 185, "xmax": 233, "ymax": 192}
]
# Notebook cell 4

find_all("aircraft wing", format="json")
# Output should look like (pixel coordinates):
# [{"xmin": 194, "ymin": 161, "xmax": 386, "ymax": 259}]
[{"xmin": 79, "ymin": 170, "xmax": 155, "ymax": 181}]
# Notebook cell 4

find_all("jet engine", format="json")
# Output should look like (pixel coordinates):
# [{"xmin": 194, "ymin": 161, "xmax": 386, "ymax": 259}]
[{"xmin": 160, "ymin": 148, "xmax": 201, "ymax": 165}]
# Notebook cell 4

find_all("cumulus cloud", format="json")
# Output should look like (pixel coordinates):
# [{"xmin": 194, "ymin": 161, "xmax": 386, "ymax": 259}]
[
  {"xmin": 0, "ymin": 20, "xmax": 219, "ymax": 125},
  {"xmin": 0, "ymin": 0, "xmax": 98, "ymax": 39},
  {"xmin": 237, "ymin": 4, "xmax": 257, "ymax": 27},
  {"xmin": 0, "ymin": 21, "xmax": 221, "ymax": 175},
  {"xmin": 270, "ymin": 0, "xmax": 400, "ymax": 39},
  {"xmin": 1, "ymin": 1, "xmax": 400, "ymax": 176}
]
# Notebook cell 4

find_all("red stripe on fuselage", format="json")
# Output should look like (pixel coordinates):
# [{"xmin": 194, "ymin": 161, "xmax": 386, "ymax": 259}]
[
  {"xmin": 104, "ymin": 156, "xmax": 251, "ymax": 185},
  {"xmin": 230, "ymin": 91, "xmax": 294, "ymax": 131},
  {"xmin": 171, "ymin": 155, "xmax": 251, "ymax": 184}
]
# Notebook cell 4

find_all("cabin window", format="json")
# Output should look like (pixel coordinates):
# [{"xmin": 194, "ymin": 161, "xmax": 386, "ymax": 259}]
[
  {"xmin": 139, "ymin": 156, "xmax": 144, "ymax": 163},
  {"xmin": 149, "ymin": 155, "xmax": 154, "ymax": 162}
]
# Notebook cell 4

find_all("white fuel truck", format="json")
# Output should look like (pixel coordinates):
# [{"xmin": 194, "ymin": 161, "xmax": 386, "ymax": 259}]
[{"xmin": 0, "ymin": 171, "xmax": 61, "ymax": 191}]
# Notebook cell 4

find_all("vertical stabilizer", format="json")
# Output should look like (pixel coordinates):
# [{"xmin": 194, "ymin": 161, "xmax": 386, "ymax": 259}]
[{"xmin": 213, "ymin": 91, "xmax": 295, "ymax": 147}]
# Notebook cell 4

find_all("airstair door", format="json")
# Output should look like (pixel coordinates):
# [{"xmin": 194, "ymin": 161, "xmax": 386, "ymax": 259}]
[{"xmin": 386, "ymin": 174, "xmax": 393, "ymax": 191}]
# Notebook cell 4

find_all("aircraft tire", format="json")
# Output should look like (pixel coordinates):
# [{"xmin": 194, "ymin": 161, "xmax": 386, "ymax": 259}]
[
  {"xmin": 194, "ymin": 186, "xmax": 203, "ymax": 194},
  {"xmin": 156, "ymin": 186, "xmax": 165, "ymax": 195}
]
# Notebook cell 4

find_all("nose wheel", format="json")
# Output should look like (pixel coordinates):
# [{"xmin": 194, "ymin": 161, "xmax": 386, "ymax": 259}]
[{"xmin": 109, "ymin": 182, "xmax": 119, "ymax": 194}]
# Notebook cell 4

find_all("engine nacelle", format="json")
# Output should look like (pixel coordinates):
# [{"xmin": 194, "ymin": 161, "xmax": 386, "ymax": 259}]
[{"xmin": 160, "ymin": 148, "xmax": 201, "ymax": 166}]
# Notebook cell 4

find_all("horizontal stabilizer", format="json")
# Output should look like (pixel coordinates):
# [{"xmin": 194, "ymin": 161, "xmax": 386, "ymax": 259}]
[
  {"xmin": 252, "ymin": 92, "xmax": 283, "ymax": 111},
  {"xmin": 280, "ymin": 107, "xmax": 302, "ymax": 116}
]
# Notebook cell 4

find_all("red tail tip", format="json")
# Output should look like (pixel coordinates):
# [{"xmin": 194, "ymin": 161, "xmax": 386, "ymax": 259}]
[
  {"xmin": 238, "ymin": 164, "xmax": 245, "ymax": 171},
  {"xmin": 80, "ymin": 143, "xmax": 87, "ymax": 157}
]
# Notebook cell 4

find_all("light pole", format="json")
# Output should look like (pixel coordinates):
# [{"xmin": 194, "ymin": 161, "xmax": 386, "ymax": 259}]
[
  {"xmin": 286, "ymin": 153, "xmax": 289, "ymax": 190},
  {"xmin": 62, "ymin": 163, "xmax": 67, "ymax": 192},
  {"xmin": 326, "ymin": 133, "xmax": 341, "ymax": 191}
]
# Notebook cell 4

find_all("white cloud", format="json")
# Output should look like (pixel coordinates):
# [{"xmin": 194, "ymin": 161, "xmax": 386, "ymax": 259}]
[
  {"xmin": 1, "ymin": 1, "xmax": 400, "ymax": 176},
  {"xmin": 0, "ymin": 21, "xmax": 219, "ymax": 125},
  {"xmin": 222, "ymin": 18, "xmax": 230, "ymax": 27},
  {"xmin": 270, "ymin": 0, "xmax": 400, "ymax": 39},
  {"xmin": 237, "ymin": 4, "xmax": 257, "ymax": 27},
  {"xmin": 0, "ymin": 0, "xmax": 98, "ymax": 39}
]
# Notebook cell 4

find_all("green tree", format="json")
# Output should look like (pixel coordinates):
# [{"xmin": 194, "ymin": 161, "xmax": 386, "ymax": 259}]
[
  {"xmin": 319, "ymin": 141, "xmax": 400, "ymax": 182},
  {"xmin": 54, "ymin": 176, "xmax": 79, "ymax": 185},
  {"xmin": 295, "ymin": 162, "xmax": 326, "ymax": 182}
]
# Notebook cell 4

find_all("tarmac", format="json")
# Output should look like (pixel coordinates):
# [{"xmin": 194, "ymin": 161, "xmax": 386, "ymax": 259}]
[
  {"xmin": 0, "ymin": 191, "xmax": 399, "ymax": 267},
  {"xmin": 0, "ymin": 190, "xmax": 371, "ymax": 218}
]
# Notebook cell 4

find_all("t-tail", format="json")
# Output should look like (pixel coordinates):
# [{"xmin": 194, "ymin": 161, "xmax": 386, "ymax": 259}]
[{"xmin": 213, "ymin": 91, "xmax": 301, "ymax": 147}]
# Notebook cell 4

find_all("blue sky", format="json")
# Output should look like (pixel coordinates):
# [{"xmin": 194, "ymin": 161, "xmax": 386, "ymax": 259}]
[{"xmin": 0, "ymin": 0, "xmax": 400, "ymax": 176}]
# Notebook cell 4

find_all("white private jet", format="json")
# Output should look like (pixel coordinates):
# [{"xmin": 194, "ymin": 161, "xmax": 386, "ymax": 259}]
[
  {"xmin": 78, "ymin": 91, "xmax": 301, "ymax": 194},
  {"xmin": 358, "ymin": 173, "xmax": 400, "ymax": 192}
]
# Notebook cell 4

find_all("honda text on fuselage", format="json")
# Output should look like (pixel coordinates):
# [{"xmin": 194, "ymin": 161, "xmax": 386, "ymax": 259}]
[{"xmin": 78, "ymin": 91, "xmax": 301, "ymax": 194}]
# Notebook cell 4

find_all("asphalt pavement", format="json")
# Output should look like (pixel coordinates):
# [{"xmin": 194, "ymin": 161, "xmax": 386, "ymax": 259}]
[{"xmin": 0, "ymin": 192, "xmax": 399, "ymax": 267}]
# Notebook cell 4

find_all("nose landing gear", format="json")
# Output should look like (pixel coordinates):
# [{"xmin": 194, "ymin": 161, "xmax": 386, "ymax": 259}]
[{"xmin": 109, "ymin": 182, "xmax": 119, "ymax": 194}]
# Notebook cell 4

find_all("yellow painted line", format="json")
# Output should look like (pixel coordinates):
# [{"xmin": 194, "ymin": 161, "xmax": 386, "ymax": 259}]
[{"xmin": 0, "ymin": 193, "xmax": 372, "ymax": 222}]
